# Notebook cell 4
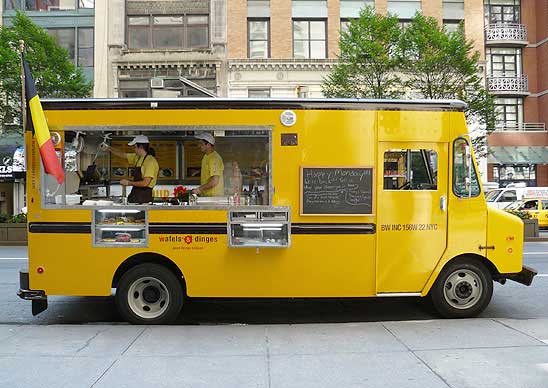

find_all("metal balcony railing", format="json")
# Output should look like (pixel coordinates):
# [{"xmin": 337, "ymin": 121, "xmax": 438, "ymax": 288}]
[
  {"xmin": 487, "ymin": 75, "xmax": 528, "ymax": 94},
  {"xmin": 485, "ymin": 24, "xmax": 528, "ymax": 44},
  {"xmin": 494, "ymin": 123, "xmax": 546, "ymax": 132}
]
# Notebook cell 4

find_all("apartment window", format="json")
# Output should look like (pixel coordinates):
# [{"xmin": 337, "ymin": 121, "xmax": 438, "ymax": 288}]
[
  {"xmin": 5, "ymin": 0, "xmax": 93, "ymax": 9},
  {"xmin": 293, "ymin": 20, "xmax": 326, "ymax": 59},
  {"xmin": 248, "ymin": 20, "xmax": 270, "ymax": 58},
  {"xmin": 340, "ymin": 0, "xmax": 374, "ymax": 18},
  {"xmin": 47, "ymin": 27, "xmax": 94, "ymax": 70},
  {"xmin": 127, "ymin": 14, "xmax": 209, "ymax": 49},
  {"xmin": 79, "ymin": 0, "xmax": 94, "ymax": 8},
  {"xmin": 387, "ymin": 0, "xmax": 421, "ymax": 19},
  {"xmin": 443, "ymin": 0, "xmax": 464, "ymax": 20},
  {"xmin": 484, "ymin": 0, "xmax": 520, "ymax": 24},
  {"xmin": 77, "ymin": 28, "xmax": 94, "ymax": 67},
  {"xmin": 4, "ymin": 0, "xmax": 21, "ymax": 9},
  {"xmin": 443, "ymin": 20, "xmax": 462, "ymax": 33},
  {"xmin": 292, "ymin": 0, "xmax": 327, "ymax": 17},
  {"xmin": 248, "ymin": 88, "xmax": 271, "ymax": 98},
  {"xmin": 248, "ymin": 0, "xmax": 270, "ymax": 17},
  {"xmin": 494, "ymin": 97, "xmax": 523, "ymax": 128},
  {"xmin": 487, "ymin": 48, "xmax": 522, "ymax": 77},
  {"xmin": 47, "ymin": 28, "xmax": 76, "ymax": 59}
]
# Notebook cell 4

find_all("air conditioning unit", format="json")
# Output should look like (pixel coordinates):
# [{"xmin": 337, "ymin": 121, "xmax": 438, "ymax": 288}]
[{"xmin": 150, "ymin": 78, "xmax": 164, "ymax": 89}]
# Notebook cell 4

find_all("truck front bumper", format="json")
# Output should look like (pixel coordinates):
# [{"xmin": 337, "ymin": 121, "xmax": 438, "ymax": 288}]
[
  {"xmin": 501, "ymin": 265, "xmax": 537, "ymax": 286},
  {"xmin": 17, "ymin": 270, "xmax": 48, "ymax": 316}
]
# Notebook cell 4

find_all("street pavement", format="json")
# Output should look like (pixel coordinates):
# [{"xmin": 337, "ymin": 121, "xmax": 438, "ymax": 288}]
[{"xmin": 0, "ymin": 244, "xmax": 547, "ymax": 388}]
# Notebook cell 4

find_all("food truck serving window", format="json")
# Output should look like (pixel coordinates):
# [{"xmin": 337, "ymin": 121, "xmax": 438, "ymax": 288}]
[{"xmin": 41, "ymin": 127, "xmax": 272, "ymax": 208}]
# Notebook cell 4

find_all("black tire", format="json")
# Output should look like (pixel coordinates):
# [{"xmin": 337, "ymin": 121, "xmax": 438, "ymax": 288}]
[
  {"xmin": 430, "ymin": 258, "xmax": 493, "ymax": 318},
  {"xmin": 115, "ymin": 263, "xmax": 184, "ymax": 324}
]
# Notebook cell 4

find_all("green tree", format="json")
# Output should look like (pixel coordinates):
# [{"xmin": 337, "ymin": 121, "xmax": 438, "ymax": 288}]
[
  {"xmin": 322, "ymin": 7, "xmax": 403, "ymax": 99},
  {"xmin": 400, "ymin": 14, "xmax": 496, "ymax": 155},
  {"xmin": 0, "ymin": 11, "xmax": 92, "ymax": 134}
]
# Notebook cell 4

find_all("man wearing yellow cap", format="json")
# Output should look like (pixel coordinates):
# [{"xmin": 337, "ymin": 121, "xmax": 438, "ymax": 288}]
[{"xmin": 191, "ymin": 132, "xmax": 224, "ymax": 197}]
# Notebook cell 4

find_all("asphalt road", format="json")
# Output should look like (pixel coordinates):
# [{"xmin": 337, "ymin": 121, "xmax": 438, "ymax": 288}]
[{"xmin": 0, "ymin": 243, "xmax": 546, "ymax": 325}]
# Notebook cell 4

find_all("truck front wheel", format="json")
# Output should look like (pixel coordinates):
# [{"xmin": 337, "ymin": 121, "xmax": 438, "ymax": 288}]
[
  {"xmin": 431, "ymin": 258, "xmax": 493, "ymax": 318},
  {"xmin": 115, "ymin": 263, "xmax": 184, "ymax": 324}
]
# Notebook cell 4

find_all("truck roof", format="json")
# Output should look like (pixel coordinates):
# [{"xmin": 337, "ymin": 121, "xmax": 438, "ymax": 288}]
[{"xmin": 40, "ymin": 98, "xmax": 467, "ymax": 112}]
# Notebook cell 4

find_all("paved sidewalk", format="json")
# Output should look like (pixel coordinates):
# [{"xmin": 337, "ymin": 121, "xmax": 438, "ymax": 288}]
[{"xmin": 1, "ymin": 318, "xmax": 547, "ymax": 388}]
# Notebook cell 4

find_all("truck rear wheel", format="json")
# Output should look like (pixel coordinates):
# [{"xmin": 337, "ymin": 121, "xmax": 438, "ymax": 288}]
[
  {"xmin": 115, "ymin": 263, "xmax": 183, "ymax": 324},
  {"xmin": 430, "ymin": 258, "xmax": 493, "ymax": 318}
]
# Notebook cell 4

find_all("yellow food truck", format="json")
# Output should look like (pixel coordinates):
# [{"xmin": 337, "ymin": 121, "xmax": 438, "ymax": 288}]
[{"xmin": 18, "ymin": 98, "xmax": 536, "ymax": 324}]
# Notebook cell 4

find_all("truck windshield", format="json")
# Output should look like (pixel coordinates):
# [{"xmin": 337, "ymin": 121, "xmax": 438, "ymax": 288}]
[{"xmin": 485, "ymin": 190, "xmax": 502, "ymax": 202}]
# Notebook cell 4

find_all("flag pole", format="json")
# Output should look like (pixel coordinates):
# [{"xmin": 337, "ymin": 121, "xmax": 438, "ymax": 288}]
[{"xmin": 19, "ymin": 40, "xmax": 26, "ymax": 132}]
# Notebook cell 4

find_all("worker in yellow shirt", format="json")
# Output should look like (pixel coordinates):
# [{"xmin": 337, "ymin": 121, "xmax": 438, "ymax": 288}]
[
  {"xmin": 105, "ymin": 135, "xmax": 159, "ymax": 203},
  {"xmin": 191, "ymin": 132, "xmax": 224, "ymax": 197}
]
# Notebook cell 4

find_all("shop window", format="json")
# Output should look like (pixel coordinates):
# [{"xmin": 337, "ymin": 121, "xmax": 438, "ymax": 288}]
[
  {"xmin": 453, "ymin": 138, "xmax": 480, "ymax": 197},
  {"xmin": 384, "ymin": 149, "xmax": 438, "ymax": 190},
  {"xmin": 494, "ymin": 164, "xmax": 536, "ymax": 186}
]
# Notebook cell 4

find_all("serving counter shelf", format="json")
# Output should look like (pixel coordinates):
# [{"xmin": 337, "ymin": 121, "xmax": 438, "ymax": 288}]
[
  {"xmin": 92, "ymin": 208, "xmax": 148, "ymax": 248},
  {"xmin": 227, "ymin": 206, "xmax": 291, "ymax": 248}
]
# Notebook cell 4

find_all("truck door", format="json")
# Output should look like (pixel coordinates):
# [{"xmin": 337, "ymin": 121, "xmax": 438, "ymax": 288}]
[{"xmin": 376, "ymin": 142, "xmax": 448, "ymax": 293}]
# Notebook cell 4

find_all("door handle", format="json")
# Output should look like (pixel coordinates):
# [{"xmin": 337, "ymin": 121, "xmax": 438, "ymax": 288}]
[{"xmin": 440, "ymin": 195, "xmax": 447, "ymax": 212}]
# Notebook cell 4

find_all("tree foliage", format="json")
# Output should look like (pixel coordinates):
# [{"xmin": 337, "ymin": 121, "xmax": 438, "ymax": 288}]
[
  {"xmin": 322, "ymin": 10, "xmax": 496, "ymax": 155},
  {"xmin": 400, "ymin": 14, "xmax": 496, "ymax": 155},
  {"xmin": 322, "ymin": 7, "xmax": 403, "ymax": 99},
  {"xmin": 0, "ymin": 11, "xmax": 92, "ymax": 134}
]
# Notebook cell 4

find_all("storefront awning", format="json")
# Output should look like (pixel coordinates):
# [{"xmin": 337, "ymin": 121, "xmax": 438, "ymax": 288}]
[{"xmin": 488, "ymin": 146, "xmax": 548, "ymax": 164}]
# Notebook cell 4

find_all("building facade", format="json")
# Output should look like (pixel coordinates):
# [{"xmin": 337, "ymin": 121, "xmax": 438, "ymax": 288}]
[
  {"xmin": 485, "ymin": 0, "xmax": 548, "ymax": 187},
  {"xmin": 226, "ymin": 0, "xmax": 485, "ymax": 98},
  {"xmin": 94, "ymin": 0, "xmax": 228, "ymax": 99}
]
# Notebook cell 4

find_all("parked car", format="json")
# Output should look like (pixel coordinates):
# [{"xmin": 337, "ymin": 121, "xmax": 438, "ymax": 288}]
[
  {"xmin": 505, "ymin": 198, "xmax": 548, "ymax": 228},
  {"xmin": 486, "ymin": 186, "xmax": 548, "ymax": 209}
]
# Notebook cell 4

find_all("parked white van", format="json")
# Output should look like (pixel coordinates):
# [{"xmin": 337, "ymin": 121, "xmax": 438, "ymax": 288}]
[{"xmin": 486, "ymin": 185, "xmax": 548, "ymax": 209}]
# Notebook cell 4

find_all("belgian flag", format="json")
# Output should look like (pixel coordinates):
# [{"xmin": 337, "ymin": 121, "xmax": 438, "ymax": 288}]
[{"xmin": 23, "ymin": 56, "xmax": 64, "ymax": 184}]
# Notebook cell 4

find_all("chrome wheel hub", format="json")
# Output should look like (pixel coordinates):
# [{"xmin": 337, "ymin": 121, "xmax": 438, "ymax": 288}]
[
  {"xmin": 127, "ymin": 277, "xmax": 170, "ymax": 319},
  {"xmin": 443, "ymin": 269, "xmax": 482, "ymax": 310}
]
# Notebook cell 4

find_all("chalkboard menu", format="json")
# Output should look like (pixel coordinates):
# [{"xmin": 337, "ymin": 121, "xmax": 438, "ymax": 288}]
[{"xmin": 301, "ymin": 167, "xmax": 373, "ymax": 215}]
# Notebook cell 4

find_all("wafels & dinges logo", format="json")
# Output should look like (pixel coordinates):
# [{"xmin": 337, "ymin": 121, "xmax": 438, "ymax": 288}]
[{"xmin": 158, "ymin": 235, "xmax": 219, "ymax": 244}]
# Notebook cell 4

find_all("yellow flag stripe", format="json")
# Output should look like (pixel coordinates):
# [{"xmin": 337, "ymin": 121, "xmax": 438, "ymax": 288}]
[{"xmin": 28, "ymin": 95, "xmax": 51, "ymax": 147}]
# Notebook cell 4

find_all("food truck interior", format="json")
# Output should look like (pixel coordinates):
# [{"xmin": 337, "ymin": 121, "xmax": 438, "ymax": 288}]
[{"xmin": 45, "ymin": 127, "xmax": 271, "ymax": 208}]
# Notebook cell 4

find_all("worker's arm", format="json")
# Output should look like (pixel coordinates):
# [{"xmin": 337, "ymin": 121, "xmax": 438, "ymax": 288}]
[
  {"xmin": 120, "ymin": 177, "xmax": 152, "ymax": 187},
  {"xmin": 192, "ymin": 175, "xmax": 219, "ymax": 195},
  {"xmin": 105, "ymin": 146, "xmax": 127, "ymax": 159}
]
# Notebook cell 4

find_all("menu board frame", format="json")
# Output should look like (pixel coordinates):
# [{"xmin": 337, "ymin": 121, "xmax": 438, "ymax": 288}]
[{"xmin": 300, "ymin": 166, "xmax": 374, "ymax": 216}]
